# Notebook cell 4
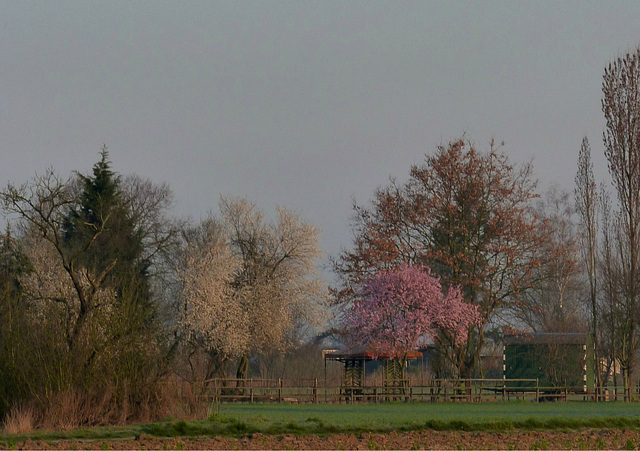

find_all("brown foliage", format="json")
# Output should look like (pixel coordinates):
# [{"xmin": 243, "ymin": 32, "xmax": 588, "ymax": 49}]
[{"xmin": 1, "ymin": 376, "xmax": 210, "ymax": 431}]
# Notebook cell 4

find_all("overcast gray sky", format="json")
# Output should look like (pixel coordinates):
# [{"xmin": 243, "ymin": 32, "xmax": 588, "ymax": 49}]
[{"xmin": 1, "ymin": 1, "xmax": 639, "ymax": 268}]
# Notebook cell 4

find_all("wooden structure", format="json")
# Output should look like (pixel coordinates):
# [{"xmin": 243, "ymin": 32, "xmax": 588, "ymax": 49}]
[
  {"xmin": 323, "ymin": 351, "xmax": 423, "ymax": 394},
  {"xmin": 203, "ymin": 377, "xmax": 603, "ymax": 404}
]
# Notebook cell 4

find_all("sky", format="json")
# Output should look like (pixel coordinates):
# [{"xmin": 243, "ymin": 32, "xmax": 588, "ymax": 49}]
[{"xmin": 1, "ymin": 1, "xmax": 640, "ymax": 273}]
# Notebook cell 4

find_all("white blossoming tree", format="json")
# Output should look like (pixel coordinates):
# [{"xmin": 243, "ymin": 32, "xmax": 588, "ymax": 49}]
[{"xmin": 179, "ymin": 197, "xmax": 328, "ymax": 380}]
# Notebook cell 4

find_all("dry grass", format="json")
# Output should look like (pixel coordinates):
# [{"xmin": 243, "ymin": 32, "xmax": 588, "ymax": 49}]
[
  {"xmin": 158, "ymin": 376, "xmax": 210, "ymax": 420},
  {"xmin": 2, "ymin": 404, "xmax": 36, "ymax": 435},
  {"xmin": 41, "ymin": 388, "xmax": 113, "ymax": 430},
  {"xmin": 2, "ymin": 376, "xmax": 212, "ymax": 433}
]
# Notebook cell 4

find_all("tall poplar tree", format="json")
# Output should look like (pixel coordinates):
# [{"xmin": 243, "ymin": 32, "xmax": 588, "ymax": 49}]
[
  {"xmin": 575, "ymin": 137, "xmax": 602, "ymax": 397},
  {"xmin": 602, "ymin": 47, "xmax": 640, "ymax": 401}
]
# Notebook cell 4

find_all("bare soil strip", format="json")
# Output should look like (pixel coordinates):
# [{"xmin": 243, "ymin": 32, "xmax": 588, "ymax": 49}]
[{"xmin": 9, "ymin": 429, "xmax": 640, "ymax": 450}]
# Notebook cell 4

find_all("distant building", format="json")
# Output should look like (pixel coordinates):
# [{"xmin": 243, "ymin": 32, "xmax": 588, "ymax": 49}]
[{"xmin": 503, "ymin": 332, "xmax": 591, "ymax": 392}]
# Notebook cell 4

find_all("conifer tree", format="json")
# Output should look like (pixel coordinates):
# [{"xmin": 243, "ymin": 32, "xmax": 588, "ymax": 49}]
[{"xmin": 64, "ymin": 147, "xmax": 150, "ymax": 309}]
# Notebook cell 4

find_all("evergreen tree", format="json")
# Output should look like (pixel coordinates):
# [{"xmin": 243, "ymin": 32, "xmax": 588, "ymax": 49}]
[
  {"xmin": 0, "ymin": 224, "xmax": 30, "ymax": 294},
  {"xmin": 64, "ymin": 147, "xmax": 150, "ymax": 308}
]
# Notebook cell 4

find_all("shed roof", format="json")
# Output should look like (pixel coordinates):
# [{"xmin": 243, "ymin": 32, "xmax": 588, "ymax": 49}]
[
  {"xmin": 504, "ymin": 332, "xmax": 587, "ymax": 346},
  {"xmin": 324, "ymin": 351, "xmax": 422, "ymax": 362}
]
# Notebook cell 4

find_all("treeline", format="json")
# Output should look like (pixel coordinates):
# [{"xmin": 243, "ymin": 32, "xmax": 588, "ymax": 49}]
[
  {"xmin": 331, "ymin": 47, "xmax": 640, "ymax": 402},
  {"xmin": 0, "ymin": 149, "xmax": 330, "ymax": 427},
  {"xmin": 2, "ymin": 46, "xmax": 640, "ymax": 429}
]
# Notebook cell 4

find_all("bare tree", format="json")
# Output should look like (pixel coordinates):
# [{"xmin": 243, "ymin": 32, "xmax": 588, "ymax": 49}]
[
  {"xmin": 575, "ymin": 136, "xmax": 602, "ymax": 396},
  {"xmin": 602, "ymin": 47, "xmax": 640, "ymax": 400},
  {"xmin": 512, "ymin": 188, "xmax": 584, "ymax": 333},
  {"xmin": 599, "ymin": 185, "xmax": 624, "ymax": 399},
  {"xmin": 121, "ymin": 175, "xmax": 183, "ymax": 275},
  {"xmin": 0, "ymin": 170, "xmax": 110, "ymax": 353}
]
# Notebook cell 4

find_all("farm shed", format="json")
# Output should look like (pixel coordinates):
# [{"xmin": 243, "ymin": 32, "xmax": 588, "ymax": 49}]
[
  {"xmin": 324, "ymin": 351, "xmax": 423, "ymax": 387},
  {"xmin": 503, "ymin": 332, "xmax": 592, "ymax": 391}
]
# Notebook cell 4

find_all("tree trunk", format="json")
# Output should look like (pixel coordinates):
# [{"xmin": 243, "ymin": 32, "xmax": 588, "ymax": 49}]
[{"xmin": 236, "ymin": 353, "xmax": 249, "ymax": 381}]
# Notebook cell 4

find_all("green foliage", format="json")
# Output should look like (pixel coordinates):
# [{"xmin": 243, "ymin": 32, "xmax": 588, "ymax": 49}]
[{"xmin": 64, "ymin": 147, "xmax": 150, "ymax": 302}]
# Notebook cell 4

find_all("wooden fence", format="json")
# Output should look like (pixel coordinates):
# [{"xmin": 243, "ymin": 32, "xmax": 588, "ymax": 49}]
[{"xmin": 203, "ymin": 378, "xmax": 600, "ymax": 404}]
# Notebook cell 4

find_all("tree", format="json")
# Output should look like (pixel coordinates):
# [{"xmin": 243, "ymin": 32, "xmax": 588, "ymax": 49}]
[
  {"xmin": 511, "ymin": 188, "xmax": 583, "ymax": 333},
  {"xmin": 180, "ymin": 198, "xmax": 328, "ymax": 380},
  {"xmin": 179, "ymin": 218, "xmax": 245, "ymax": 379},
  {"xmin": 598, "ymin": 185, "xmax": 624, "ymax": 398},
  {"xmin": 64, "ymin": 147, "xmax": 149, "ymax": 306},
  {"xmin": 575, "ymin": 136, "xmax": 604, "ymax": 396},
  {"xmin": 1, "ymin": 169, "xmax": 99, "ymax": 354},
  {"xmin": 345, "ymin": 264, "xmax": 481, "ymax": 376},
  {"xmin": 0, "ymin": 226, "xmax": 33, "ymax": 416},
  {"xmin": 602, "ymin": 47, "xmax": 640, "ymax": 401},
  {"xmin": 0, "ymin": 150, "xmax": 178, "ymax": 421},
  {"xmin": 334, "ymin": 139, "xmax": 542, "ymax": 377},
  {"xmin": 0, "ymin": 170, "xmax": 127, "ymax": 416}
]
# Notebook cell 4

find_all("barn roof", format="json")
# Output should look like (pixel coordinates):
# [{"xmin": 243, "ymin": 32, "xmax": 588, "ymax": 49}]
[
  {"xmin": 324, "ymin": 351, "xmax": 422, "ymax": 362},
  {"xmin": 504, "ymin": 332, "xmax": 587, "ymax": 346}
]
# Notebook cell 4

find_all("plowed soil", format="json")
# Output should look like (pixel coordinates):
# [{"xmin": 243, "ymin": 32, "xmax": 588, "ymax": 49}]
[{"xmin": 10, "ymin": 429, "xmax": 640, "ymax": 450}]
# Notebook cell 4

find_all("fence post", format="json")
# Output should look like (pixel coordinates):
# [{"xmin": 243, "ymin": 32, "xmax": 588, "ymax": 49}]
[
  {"xmin": 198, "ymin": 377, "xmax": 613, "ymax": 405},
  {"xmin": 313, "ymin": 378, "xmax": 318, "ymax": 404},
  {"xmin": 324, "ymin": 379, "xmax": 328, "ymax": 404}
]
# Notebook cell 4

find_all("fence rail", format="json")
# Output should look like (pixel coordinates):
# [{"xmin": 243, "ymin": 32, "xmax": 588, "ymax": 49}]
[{"xmin": 203, "ymin": 378, "xmax": 605, "ymax": 404}]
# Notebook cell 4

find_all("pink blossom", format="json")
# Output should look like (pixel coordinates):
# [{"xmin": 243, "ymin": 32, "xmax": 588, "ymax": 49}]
[{"xmin": 346, "ymin": 264, "xmax": 481, "ymax": 359}]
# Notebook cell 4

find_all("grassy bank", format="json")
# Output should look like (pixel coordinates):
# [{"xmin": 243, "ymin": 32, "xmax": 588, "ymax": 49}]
[{"xmin": 3, "ymin": 401, "xmax": 640, "ymax": 445}]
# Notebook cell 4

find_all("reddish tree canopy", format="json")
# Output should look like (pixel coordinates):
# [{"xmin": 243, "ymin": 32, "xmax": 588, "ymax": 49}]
[
  {"xmin": 334, "ymin": 138, "xmax": 542, "ymax": 376},
  {"xmin": 346, "ymin": 264, "xmax": 481, "ymax": 359}
]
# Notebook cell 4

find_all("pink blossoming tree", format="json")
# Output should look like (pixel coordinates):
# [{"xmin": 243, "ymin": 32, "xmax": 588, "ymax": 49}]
[{"xmin": 346, "ymin": 264, "xmax": 482, "ymax": 376}]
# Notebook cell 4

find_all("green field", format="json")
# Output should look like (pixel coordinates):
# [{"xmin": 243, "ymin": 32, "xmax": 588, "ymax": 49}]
[
  {"xmin": 3, "ymin": 402, "xmax": 640, "ymax": 444},
  {"xmin": 207, "ymin": 402, "xmax": 640, "ymax": 434}
]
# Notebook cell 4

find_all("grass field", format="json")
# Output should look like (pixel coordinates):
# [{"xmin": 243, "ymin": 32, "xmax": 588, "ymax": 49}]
[
  {"xmin": 204, "ymin": 402, "xmax": 640, "ymax": 435},
  {"xmin": 3, "ymin": 401, "xmax": 640, "ymax": 444}
]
